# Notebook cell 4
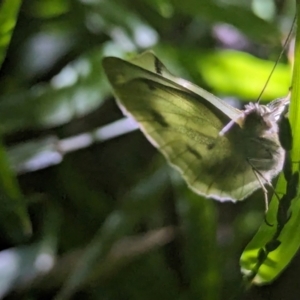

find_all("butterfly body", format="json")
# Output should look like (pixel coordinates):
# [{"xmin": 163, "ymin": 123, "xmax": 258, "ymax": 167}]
[{"xmin": 102, "ymin": 52, "xmax": 287, "ymax": 202}]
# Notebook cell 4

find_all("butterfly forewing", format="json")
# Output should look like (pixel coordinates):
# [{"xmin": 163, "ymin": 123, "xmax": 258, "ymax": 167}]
[
  {"xmin": 106, "ymin": 52, "xmax": 241, "ymax": 120},
  {"xmin": 103, "ymin": 54, "xmax": 269, "ymax": 201}
]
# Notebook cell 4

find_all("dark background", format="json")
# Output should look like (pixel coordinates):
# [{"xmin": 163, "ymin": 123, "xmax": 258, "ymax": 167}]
[{"xmin": 0, "ymin": 0, "xmax": 297, "ymax": 299}]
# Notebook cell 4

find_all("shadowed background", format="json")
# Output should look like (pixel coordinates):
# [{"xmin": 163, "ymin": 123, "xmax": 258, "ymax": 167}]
[{"xmin": 0, "ymin": 0, "xmax": 297, "ymax": 299}]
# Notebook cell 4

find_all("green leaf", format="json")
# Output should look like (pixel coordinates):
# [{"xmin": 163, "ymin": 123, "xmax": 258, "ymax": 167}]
[
  {"xmin": 0, "ymin": 0, "xmax": 22, "ymax": 68},
  {"xmin": 0, "ymin": 202, "xmax": 60, "ymax": 297},
  {"xmin": 176, "ymin": 183, "xmax": 220, "ymax": 300},
  {"xmin": 55, "ymin": 163, "xmax": 172, "ymax": 299},
  {"xmin": 240, "ymin": 9, "xmax": 300, "ymax": 285},
  {"xmin": 153, "ymin": 45, "xmax": 290, "ymax": 100},
  {"xmin": 197, "ymin": 50, "xmax": 291, "ymax": 101},
  {"xmin": 0, "ymin": 47, "xmax": 110, "ymax": 134},
  {"xmin": 170, "ymin": 0, "xmax": 279, "ymax": 42},
  {"xmin": 0, "ymin": 137, "xmax": 31, "ymax": 242}
]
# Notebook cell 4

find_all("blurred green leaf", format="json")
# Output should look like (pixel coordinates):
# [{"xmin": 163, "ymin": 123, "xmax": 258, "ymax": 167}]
[
  {"xmin": 170, "ymin": 0, "xmax": 279, "ymax": 42},
  {"xmin": 7, "ymin": 118, "xmax": 139, "ymax": 174},
  {"xmin": 155, "ymin": 46, "xmax": 291, "ymax": 101},
  {"xmin": 0, "ymin": 202, "xmax": 60, "ymax": 297},
  {"xmin": 98, "ymin": 245, "xmax": 180, "ymax": 300},
  {"xmin": 176, "ymin": 184, "xmax": 220, "ymax": 300},
  {"xmin": 29, "ymin": 0, "xmax": 70, "ymax": 18},
  {"xmin": 240, "ymin": 175, "xmax": 300, "ymax": 284},
  {"xmin": 240, "ymin": 10, "xmax": 300, "ymax": 284},
  {"xmin": 197, "ymin": 50, "xmax": 291, "ymax": 100},
  {"xmin": 0, "ymin": 0, "xmax": 297, "ymax": 298},
  {"xmin": 82, "ymin": 0, "xmax": 158, "ymax": 50},
  {"xmin": 0, "ymin": 0, "xmax": 22, "ymax": 68},
  {"xmin": 0, "ymin": 46, "xmax": 110, "ymax": 134},
  {"xmin": 8, "ymin": 136, "xmax": 61, "ymax": 173},
  {"xmin": 0, "ymin": 138, "xmax": 31, "ymax": 242},
  {"xmin": 55, "ymin": 163, "xmax": 172, "ymax": 299}
]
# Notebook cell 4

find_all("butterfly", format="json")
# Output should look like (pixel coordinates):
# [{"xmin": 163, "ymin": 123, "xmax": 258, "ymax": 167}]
[{"xmin": 102, "ymin": 51, "xmax": 289, "ymax": 202}]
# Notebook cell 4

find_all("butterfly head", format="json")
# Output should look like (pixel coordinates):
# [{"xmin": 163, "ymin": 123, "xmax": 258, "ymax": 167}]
[{"xmin": 242, "ymin": 102, "xmax": 283, "ymax": 137}]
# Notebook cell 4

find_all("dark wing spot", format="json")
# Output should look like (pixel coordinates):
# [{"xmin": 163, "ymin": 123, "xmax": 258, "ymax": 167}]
[
  {"xmin": 207, "ymin": 142, "xmax": 215, "ymax": 150},
  {"xmin": 187, "ymin": 146, "xmax": 202, "ymax": 159},
  {"xmin": 145, "ymin": 81, "xmax": 156, "ymax": 91},
  {"xmin": 154, "ymin": 57, "xmax": 163, "ymax": 75},
  {"xmin": 149, "ymin": 110, "xmax": 168, "ymax": 127}
]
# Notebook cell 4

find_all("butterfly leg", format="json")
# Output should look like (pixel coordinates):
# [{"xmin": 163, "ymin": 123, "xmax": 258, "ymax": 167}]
[
  {"xmin": 219, "ymin": 107, "xmax": 259, "ymax": 136},
  {"xmin": 246, "ymin": 157, "xmax": 280, "ymax": 213},
  {"xmin": 219, "ymin": 112, "xmax": 245, "ymax": 136},
  {"xmin": 219, "ymin": 119, "xmax": 236, "ymax": 136},
  {"xmin": 252, "ymin": 169, "xmax": 269, "ymax": 213},
  {"xmin": 249, "ymin": 166, "xmax": 276, "ymax": 226}
]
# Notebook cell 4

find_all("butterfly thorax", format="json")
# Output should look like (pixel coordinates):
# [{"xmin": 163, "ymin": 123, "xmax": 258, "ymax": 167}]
[
  {"xmin": 241, "ymin": 103, "xmax": 279, "ymax": 136},
  {"xmin": 237, "ymin": 102, "xmax": 284, "ymax": 176}
]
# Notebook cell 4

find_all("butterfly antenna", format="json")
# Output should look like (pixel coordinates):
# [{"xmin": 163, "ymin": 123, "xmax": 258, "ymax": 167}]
[{"xmin": 256, "ymin": 14, "xmax": 296, "ymax": 103}]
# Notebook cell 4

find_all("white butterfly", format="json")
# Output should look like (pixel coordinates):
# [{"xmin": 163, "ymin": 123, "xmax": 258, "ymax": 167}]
[{"xmin": 103, "ymin": 51, "xmax": 289, "ymax": 202}]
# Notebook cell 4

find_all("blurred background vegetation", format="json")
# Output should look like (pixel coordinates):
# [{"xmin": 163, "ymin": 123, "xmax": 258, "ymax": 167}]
[{"xmin": 0, "ymin": 0, "xmax": 297, "ymax": 299}]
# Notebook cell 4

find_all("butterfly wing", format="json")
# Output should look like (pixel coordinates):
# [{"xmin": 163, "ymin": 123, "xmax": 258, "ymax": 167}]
[
  {"xmin": 102, "ymin": 53, "xmax": 263, "ymax": 201},
  {"xmin": 126, "ymin": 51, "xmax": 241, "ymax": 120}
]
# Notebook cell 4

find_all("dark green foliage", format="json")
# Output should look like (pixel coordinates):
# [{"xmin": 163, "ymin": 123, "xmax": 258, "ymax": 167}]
[{"xmin": 0, "ymin": 0, "xmax": 298, "ymax": 300}]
